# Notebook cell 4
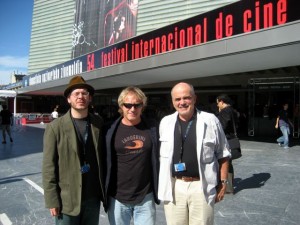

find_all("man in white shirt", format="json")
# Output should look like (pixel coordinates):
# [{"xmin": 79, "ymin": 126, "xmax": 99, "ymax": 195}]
[
  {"xmin": 51, "ymin": 108, "xmax": 58, "ymax": 119},
  {"xmin": 158, "ymin": 82, "xmax": 231, "ymax": 225}
]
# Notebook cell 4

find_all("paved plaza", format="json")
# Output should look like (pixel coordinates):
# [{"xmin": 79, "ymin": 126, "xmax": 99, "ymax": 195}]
[{"xmin": 0, "ymin": 123, "xmax": 299, "ymax": 225}]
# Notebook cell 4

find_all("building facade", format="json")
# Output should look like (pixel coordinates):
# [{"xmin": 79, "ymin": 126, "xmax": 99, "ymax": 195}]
[
  {"xmin": 28, "ymin": 0, "xmax": 75, "ymax": 74},
  {"xmin": 5, "ymin": 0, "xmax": 300, "ymax": 137},
  {"xmin": 28, "ymin": 0, "xmax": 238, "ymax": 73}
]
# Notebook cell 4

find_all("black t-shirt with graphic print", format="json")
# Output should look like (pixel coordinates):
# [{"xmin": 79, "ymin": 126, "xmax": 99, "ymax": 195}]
[{"xmin": 110, "ymin": 121, "xmax": 153, "ymax": 204}]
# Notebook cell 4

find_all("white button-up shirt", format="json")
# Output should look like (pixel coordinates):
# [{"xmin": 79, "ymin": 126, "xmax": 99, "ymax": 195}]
[{"xmin": 158, "ymin": 110, "xmax": 231, "ymax": 205}]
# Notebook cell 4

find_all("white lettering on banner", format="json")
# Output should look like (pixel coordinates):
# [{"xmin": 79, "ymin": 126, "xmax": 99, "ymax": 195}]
[
  {"xmin": 61, "ymin": 60, "xmax": 83, "ymax": 78},
  {"xmin": 29, "ymin": 74, "xmax": 42, "ymax": 85},
  {"xmin": 42, "ymin": 68, "xmax": 60, "ymax": 82},
  {"xmin": 27, "ymin": 60, "xmax": 83, "ymax": 86}
]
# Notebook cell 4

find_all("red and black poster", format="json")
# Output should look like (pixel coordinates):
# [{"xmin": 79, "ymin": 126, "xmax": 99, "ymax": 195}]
[{"xmin": 72, "ymin": 0, "xmax": 139, "ymax": 58}]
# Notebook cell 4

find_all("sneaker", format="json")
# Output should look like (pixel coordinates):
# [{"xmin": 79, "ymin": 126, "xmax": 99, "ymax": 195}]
[
  {"xmin": 10, "ymin": 138, "xmax": 13, "ymax": 142},
  {"xmin": 284, "ymin": 146, "xmax": 290, "ymax": 150},
  {"xmin": 2, "ymin": 141, "xmax": 6, "ymax": 144},
  {"xmin": 278, "ymin": 143, "xmax": 283, "ymax": 147}
]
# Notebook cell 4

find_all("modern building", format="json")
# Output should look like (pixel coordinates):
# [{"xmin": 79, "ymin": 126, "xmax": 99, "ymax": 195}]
[
  {"xmin": 5, "ymin": 0, "xmax": 300, "ymax": 137},
  {"xmin": 28, "ymin": 0, "xmax": 75, "ymax": 74},
  {"xmin": 28, "ymin": 0, "xmax": 238, "ymax": 74}
]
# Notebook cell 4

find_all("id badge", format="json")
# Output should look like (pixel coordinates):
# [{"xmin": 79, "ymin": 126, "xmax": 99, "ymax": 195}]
[
  {"xmin": 174, "ymin": 162, "xmax": 186, "ymax": 172},
  {"xmin": 81, "ymin": 163, "xmax": 90, "ymax": 174}
]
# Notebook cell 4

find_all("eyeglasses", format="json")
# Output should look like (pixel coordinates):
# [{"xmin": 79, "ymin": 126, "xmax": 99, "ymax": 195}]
[
  {"xmin": 70, "ymin": 91, "xmax": 89, "ymax": 98},
  {"xmin": 123, "ymin": 103, "xmax": 143, "ymax": 109}
]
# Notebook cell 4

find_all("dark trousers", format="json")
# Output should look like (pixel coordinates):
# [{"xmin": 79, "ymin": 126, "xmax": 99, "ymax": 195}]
[
  {"xmin": 229, "ymin": 160, "xmax": 234, "ymax": 175},
  {"xmin": 55, "ymin": 198, "xmax": 100, "ymax": 225}
]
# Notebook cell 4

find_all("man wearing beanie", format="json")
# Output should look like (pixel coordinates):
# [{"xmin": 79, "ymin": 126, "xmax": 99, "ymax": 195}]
[{"xmin": 42, "ymin": 75, "xmax": 105, "ymax": 225}]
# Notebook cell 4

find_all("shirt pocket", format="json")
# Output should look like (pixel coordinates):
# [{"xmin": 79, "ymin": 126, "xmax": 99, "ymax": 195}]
[
  {"xmin": 159, "ymin": 137, "xmax": 172, "ymax": 158},
  {"xmin": 202, "ymin": 139, "xmax": 216, "ymax": 163}
]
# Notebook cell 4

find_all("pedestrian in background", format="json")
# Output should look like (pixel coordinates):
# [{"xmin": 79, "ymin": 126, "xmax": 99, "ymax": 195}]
[
  {"xmin": 0, "ymin": 104, "xmax": 13, "ymax": 144},
  {"xmin": 42, "ymin": 75, "xmax": 105, "ymax": 225},
  {"xmin": 275, "ymin": 102, "xmax": 293, "ymax": 149},
  {"xmin": 216, "ymin": 94, "xmax": 239, "ymax": 194},
  {"xmin": 51, "ymin": 108, "xmax": 59, "ymax": 120},
  {"xmin": 158, "ymin": 82, "xmax": 230, "ymax": 225},
  {"xmin": 105, "ymin": 86, "xmax": 159, "ymax": 225}
]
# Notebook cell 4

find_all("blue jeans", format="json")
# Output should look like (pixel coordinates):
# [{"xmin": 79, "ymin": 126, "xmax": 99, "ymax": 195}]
[
  {"xmin": 108, "ymin": 192, "xmax": 156, "ymax": 225},
  {"xmin": 55, "ymin": 198, "xmax": 100, "ymax": 225},
  {"xmin": 277, "ymin": 125, "xmax": 290, "ymax": 147}
]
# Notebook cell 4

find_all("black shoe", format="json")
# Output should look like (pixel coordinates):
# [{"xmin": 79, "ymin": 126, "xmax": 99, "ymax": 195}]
[
  {"xmin": 2, "ymin": 141, "xmax": 6, "ymax": 144},
  {"xmin": 10, "ymin": 138, "xmax": 13, "ymax": 142}
]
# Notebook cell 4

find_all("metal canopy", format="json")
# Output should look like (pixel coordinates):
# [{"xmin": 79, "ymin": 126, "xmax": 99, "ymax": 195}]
[
  {"xmin": 17, "ymin": 21, "xmax": 300, "ymax": 96},
  {"xmin": 0, "ymin": 90, "xmax": 17, "ymax": 97},
  {"xmin": 0, "ymin": 90, "xmax": 17, "ymax": 116}
]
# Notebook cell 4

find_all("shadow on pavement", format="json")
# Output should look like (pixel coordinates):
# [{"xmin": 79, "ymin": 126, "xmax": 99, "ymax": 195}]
[
  {"xmin": 0, "ymin": 125, "xmax": 45, "ymax": 160},
  {"xmin": 234, "ymin": 172, "xmax": 271, "ymax": 194}
]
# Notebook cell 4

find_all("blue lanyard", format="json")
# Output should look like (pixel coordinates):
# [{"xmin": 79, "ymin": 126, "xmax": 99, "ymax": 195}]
[{"xmin": 177, "ymin": 114, "xmax": 195, "ymax": 162}]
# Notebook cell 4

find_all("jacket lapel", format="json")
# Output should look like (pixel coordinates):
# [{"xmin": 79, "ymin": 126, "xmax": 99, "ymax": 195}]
[
  {"xmin": 165, "ymin": 112, "xmax": 177, "ymax": 158},
  {"xmin": 196, "ymin": 110, "xmax": 205, "ymax": 159}
]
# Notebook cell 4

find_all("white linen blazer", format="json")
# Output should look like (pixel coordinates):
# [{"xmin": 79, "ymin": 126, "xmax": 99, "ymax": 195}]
[{"xmin": 158, "ymin": 109, "xmax": 231, "ymax": 205}]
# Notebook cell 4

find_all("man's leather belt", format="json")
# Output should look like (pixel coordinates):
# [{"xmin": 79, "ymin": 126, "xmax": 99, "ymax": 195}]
[{"xmin": 175, "ymin": 176, "xmax": 200, "ymax": 182}]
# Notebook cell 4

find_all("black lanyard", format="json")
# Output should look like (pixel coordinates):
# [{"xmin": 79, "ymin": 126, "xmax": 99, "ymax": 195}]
[{"xmin": 177, "ymin": 114, "xmax": 195, "ymax": 163}]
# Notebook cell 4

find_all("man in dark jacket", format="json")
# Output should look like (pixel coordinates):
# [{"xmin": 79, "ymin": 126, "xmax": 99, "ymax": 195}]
[
  {"xmin": 0, "ymin": 104, "xmax": 13, "ymax": 144},
  {"xmin": 42, "ymin": 75, "xmax": 105, "ymax": 225},
  {"xmin": 105, "ymin": 86, "xmax": 159, "ymax": 225},
  {"xmin": 216, "ymin": 94, "xmax": 239, "ymax": 194}
]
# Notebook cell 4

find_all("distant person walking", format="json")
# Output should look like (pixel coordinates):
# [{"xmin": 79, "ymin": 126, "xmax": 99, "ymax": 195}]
[
  {"xmin": 0, "ymin": 105, "xmax": 13, "ymax": 144},
  {"xmin": 51, "ymin": 108, "xmax": 59, "ymax": 119},
  {"xmin": 275, "ymin": 103, "xmax": 293, "ymax": 149}
]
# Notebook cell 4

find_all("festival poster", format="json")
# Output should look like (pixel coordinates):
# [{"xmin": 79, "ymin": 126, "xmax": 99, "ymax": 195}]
[{"xmin": 72, "ymin": 0, "xmax": 139, "ymax": 58}]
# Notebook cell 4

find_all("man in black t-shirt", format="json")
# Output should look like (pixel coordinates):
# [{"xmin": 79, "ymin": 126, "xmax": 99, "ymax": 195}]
[
  {"xmin": 0, "ymin": 105, "xmax": 13, "ymax": 144},
  {"xmin": 105, "ymin": 86, "xmax": 159, "ymax": 225}
]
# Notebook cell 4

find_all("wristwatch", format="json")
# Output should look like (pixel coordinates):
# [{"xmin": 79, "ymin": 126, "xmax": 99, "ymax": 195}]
[{"xmin": 221, "ymin": 179, "xmax": 228, "ymax": 185}]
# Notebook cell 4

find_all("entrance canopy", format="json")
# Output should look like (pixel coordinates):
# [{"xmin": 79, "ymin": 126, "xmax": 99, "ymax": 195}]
[
  {"xmin": 0, "ymin": 90, "xmax": 17, "ymax": 116},
  {"xmin": 0, "ymin": 90, "xmax": 17, "ymax": 97}
]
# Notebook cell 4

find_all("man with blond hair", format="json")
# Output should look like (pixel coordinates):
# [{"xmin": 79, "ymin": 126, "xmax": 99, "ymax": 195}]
[{"xmin": 105, "ymin": 86, "xmax": 159, "ymax": 225}]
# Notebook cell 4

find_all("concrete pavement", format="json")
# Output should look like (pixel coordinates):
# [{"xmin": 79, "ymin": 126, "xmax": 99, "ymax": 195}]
[{"xmin": 0, "ymin": 123, "xmax": 299, "ymax": 225}]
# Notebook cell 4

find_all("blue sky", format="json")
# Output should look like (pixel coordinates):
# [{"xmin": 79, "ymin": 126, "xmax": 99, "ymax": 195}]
[{"xmin": 0, "ymin": 0, "xmax": 33, "ymax": 85}]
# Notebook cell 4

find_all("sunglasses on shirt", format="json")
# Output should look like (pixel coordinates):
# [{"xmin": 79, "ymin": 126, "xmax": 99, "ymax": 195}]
[{"xmin": 123, "ymin": 103, "xmax": 143, "ymax": 109}]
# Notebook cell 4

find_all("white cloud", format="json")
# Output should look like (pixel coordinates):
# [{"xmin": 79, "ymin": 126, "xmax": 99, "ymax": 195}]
[
  {"xmin": 0, "ymin": 69, "xmax": 27, "ymax": 85},
  {"xmin": 0, "ymin": 56, "xmax": 28, "ymax": 68},
  {"xmin": 0, "ymin": 56, "xmax": 28, "ymax": 85},
  {"xmin": 0, "ymin": 70, "xmax": 15, "ymax": 85}
]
